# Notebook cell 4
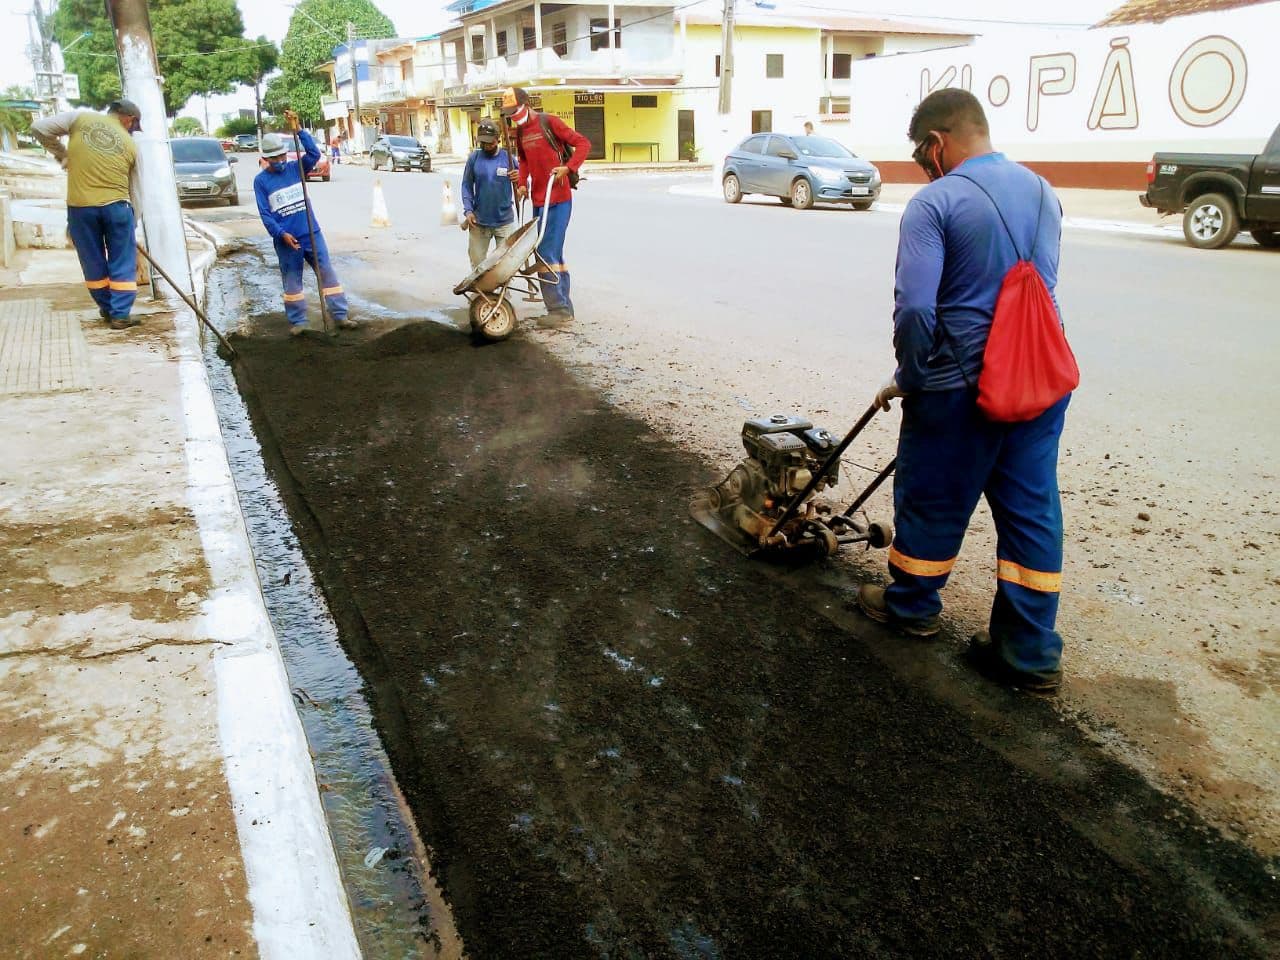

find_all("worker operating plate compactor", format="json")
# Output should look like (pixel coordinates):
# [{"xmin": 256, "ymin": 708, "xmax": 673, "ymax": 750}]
[{"xmin": 690, "ymin": 400, "xmax": 895, "ymax": 561}]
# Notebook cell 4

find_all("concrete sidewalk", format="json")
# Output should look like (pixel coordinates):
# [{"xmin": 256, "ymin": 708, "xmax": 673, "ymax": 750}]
[{"xmin": 0, "ymin": 235, "xmax": 360, "ymax": 957}]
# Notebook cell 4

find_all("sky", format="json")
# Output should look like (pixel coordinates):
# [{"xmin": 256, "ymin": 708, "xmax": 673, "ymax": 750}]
[{"xmin": 2, "ymin": 0, "xmax": 1120, "ymax": 125}]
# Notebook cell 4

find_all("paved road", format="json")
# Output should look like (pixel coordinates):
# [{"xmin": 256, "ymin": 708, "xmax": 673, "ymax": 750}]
[{"xmin": 204, "ymin": 156, "xmax": 1280, "ymax": 852}]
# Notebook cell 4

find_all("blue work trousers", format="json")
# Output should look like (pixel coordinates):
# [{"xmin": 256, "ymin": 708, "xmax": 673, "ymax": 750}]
[
  {"xmin": 886, "ymin": 389, "xmax": 1070, "ymax": 679},
  {"xmin": 275, "ymin": 233, "xmax": 348, "ymax": 327},
  {"xmin": 534, "ymin": 200, "xmax": 574, "ymax": 316},
  {"xmin": 67, "ymin": 201, "xmax": 137, "ymax": 320}
]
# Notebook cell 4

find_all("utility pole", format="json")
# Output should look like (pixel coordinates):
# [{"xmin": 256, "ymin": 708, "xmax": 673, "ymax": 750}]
[
  {"xmin": 347, "ymin": 22, "xmax": 362, "ymax": 154},
  {"xmin": 717, "ymin": 0, "xmax": 735, "ymax": 114},
  {"xmin": 105, "ymin": 0, "xmax": 190, "ymax": 301}
]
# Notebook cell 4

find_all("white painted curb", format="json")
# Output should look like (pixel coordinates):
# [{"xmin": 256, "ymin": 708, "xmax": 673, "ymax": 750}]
[{"xmin": 176, "ymin": 239, "xmax": 363, "ymax": 959}]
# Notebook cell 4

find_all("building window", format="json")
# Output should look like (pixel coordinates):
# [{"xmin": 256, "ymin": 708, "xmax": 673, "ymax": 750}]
[
  {"xmin": 632, "ymin": 94, "xmax": 657, "ymax": 108},
  {"xmin": 714, "ymin": 54, "xmax": 720, "ymax": 77},
  {"xmin": 590, "ymin": 18, "xmax": 622, "ymax": 52},
  {"xmin": 470, "ymin": 33, "xmax": 485, "ymax": 64},
  {"xmin": 766, "ymin": 54, "xmax": 784, "ymax": 79},
  {"xmin": 496, "ymin": 30, "xmax": 508, "ymax": 57},
  {"xmin": 400, "ymin": 57, "xmax": 414, "ymax": 84},
  {"xmin": 552, "ymin": 22, "xmax": 567, "ymax": 57},
  {"xmin": 832, "ymin": 53, "xmax": 851, "ymax": 79},
  {"xmin": 751, "ymin": 109, "xmax": 772, "ymax": 133},
  {"xmin": 523, "ymin": 26, "xmax": 536, "ymax": 50}
]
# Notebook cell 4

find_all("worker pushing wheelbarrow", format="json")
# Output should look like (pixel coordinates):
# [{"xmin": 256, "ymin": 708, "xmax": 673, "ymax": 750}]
[{"xmin": 452, "ymin": 175, "xmax": 560, "ymax": 342}]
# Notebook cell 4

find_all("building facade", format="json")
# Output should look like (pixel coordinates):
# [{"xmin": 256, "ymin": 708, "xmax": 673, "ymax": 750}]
[{"xmin": 846, "ymin": 0, "xmax": 1280, "ymax": 188}]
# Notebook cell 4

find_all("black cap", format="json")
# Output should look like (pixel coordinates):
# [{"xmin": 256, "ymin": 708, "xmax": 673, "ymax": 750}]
[
  {"xmin": 477, "ymin": 118, "xmax": 499, "ymax": 143},
  {"xmin": 109, "ymin": 98, "xmax": 142, "ymax": 131}
]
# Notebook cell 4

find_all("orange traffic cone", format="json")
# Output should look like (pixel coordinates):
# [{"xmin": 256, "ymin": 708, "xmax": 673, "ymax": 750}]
[{"xmin": 371, "ymin": 179, "xmax": 391, "ymax": 228}]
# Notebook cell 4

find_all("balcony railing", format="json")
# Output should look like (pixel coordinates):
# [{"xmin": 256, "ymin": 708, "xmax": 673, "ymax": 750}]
[{"xmin": 461, "ymin": 46, "xmax": 682, "ymax": 88}]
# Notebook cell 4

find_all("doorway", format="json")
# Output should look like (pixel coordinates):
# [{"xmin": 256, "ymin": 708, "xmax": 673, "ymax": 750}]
[
  {"xmin": 678, "ymin": 109, "xmax": 695, "ymax": 160},
  {"xmin": 751, "ymin": 110, "xmax": 772, "ymax": 134},
  {"xmin": 573, "ymin": 106, "xmax": 607, "ymax": 160}
]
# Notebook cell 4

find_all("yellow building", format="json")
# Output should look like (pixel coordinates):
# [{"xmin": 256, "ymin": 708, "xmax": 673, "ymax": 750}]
[{"xmin": 360, "ymin": 1, "xmax": 970, "ymax": 162}]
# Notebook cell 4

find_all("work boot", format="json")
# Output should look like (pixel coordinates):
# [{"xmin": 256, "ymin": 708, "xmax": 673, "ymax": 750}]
[
  {"xmin": 854, "ymin": 584, "xmax": 940, "ymax": 638},
  {"xmin": 336, "ymin": 317, "xmax": 358, "ymax": 330},
  {"xmin": 108, "ymin": 316, "xmax": 140, "ymax": 330},
  {"xmin": 289, "ymin": 323, "xmax": 308, "ymax": 337},
  {"xmin": 966, "ymin": 631, "xmax": 1061, "ymax": 695},
  {"xmin": 535, "ymin": 310, "xmax": 573, "ymax": 329}
]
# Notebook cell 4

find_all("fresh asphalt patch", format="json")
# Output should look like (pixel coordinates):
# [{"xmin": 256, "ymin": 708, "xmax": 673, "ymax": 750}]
[{"xmin": 218, "ymin": 265, "xmax": 1277, "ymax": 959}]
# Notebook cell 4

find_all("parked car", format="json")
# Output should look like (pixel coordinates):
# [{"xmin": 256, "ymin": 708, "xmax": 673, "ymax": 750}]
[
  {"xmin": 1140, "ymin": 121, "xmax": 1280, "ymax": 249},
  {"xmin": 284, "ymin": 147, "xmax": 331, "ymax": 182},
  {"xmin": 218, "ymin": 137, "xmax": 236, "ymax": 152},
  {"xmin": 171, "ymin": 137, "xmax": 239, "ymax": 206},
  {"xmin": 722, "ymin": 134, "xmax": 881, "ymax": 210},
  {"xmin": 234, "ymin": 134, "xmax": 258, "ymax": 152},
  {"xmin": 369, "ymin": 135, "xmax": 431, "ymax": 172}
]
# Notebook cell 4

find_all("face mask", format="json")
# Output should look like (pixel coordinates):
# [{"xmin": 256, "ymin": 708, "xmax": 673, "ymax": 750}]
[
  {"xmin": 269, "ymin": 161, "xmax": 285, "ymax": 173},
  {"xmin": 506, "ymin": 104, "xmax": 531, "ymax": 127},
  {"xmin": 911, "ymin": 132, "xmax": 947, "ymax": 183}
]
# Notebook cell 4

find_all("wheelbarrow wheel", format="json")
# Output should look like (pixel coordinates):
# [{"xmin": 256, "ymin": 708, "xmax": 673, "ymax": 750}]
[{"xmin": 470, "ymin": 296, "xmax": 517, "ymax": 342}]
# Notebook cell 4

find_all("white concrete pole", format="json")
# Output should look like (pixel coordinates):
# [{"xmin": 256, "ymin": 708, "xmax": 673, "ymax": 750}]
[
  {"xmin": 106, "ymin": 0, "xmax": 191, "ymax": 301},
  {"xmin": 607, "ymin": 1, "xmax": 617, "ymax": 72},
  {"xmin": 534, "ymin": 0, "xmax": 543, "ymax": 70}
]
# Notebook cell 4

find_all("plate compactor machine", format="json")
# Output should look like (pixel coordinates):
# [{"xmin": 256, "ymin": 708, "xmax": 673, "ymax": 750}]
[{"xmin": 690, "ymin": 401, "xmax": 896, "ymax": 562}]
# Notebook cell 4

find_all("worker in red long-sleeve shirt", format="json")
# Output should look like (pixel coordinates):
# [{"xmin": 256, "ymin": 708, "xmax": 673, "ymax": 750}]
[{"xmin": 501, "ymin": 86, "xmax": 590, "ymax": 327}]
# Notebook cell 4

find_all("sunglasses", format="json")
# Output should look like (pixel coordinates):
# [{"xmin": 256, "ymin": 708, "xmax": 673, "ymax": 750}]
[{"xmin": 911, "ymin": 128, "xmax": 949, "ymax": 170}]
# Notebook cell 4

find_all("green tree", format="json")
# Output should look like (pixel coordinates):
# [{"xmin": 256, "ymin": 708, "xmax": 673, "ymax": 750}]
[
  {"xmin": 1, "ymin": 85, "xmax": 37, "ymax": 149},
  {"xmin": 279, "ymin": 0, "xmax": 395, "ymax": 125},
  {"xmin": 51, "ymin": 0, "xmax": 281, "ymax": 116},
  {"xmin": 215, "ymin": 116, "xmax": 258, "ymax": 137},
  {"xmin": 171, "ymin": 116, "xmax": 204, "ymax": 136}
]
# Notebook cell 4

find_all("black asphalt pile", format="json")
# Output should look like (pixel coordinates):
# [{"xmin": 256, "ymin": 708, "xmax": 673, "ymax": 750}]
[{"xmin": 229, "ymin": 319, "xmax": 1277, "ymax": 960}]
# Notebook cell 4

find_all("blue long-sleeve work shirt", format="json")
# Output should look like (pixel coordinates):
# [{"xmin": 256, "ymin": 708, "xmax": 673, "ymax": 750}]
[
  {"xmin": 461, "ymin": 147, "xmax": 517, "ymax": 227},
  {"xmin": 254, "ymin": 129, "xmax": 322, "ymax": 249},
  {"xmin": 893, "ymin": 152, "xmax": 1063, "ymax": 393}
]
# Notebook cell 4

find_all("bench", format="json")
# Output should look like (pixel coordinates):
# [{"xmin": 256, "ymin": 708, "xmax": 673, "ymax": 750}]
[{"xmin": 611, "ymin": 141, "xmax": 660, "ymax": 162}]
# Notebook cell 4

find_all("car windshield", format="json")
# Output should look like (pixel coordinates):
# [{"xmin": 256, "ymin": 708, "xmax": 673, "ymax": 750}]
[
  {"xmin": 791, "ymin": 136, "xmax": 855, "ymax": 159},
  {"xmin": 171, "ymin": 140, "xmax": 226, "ymax": 163},
  {"xmin": 388, "ymin": 136, "xmax": 419, "ymax": 148}
]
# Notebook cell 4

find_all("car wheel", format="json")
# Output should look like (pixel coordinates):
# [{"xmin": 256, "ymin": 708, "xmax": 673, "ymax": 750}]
[
  {"xmin": 852, "ymin": 201, "xmax": 874, "ymax": 211},
  {"xmin": 227, "ymin": 193, "xmax": 239, "ymax": 207},
  {"xmin": 1182, "ymin": 192, "xmax": 1239, "ymax": 249},
  {"xmin": 1250, "ymin": 228, "xmax": 1280, "ymax": 248},
  {"xmin": 790, "ymin": 178, "xmax": 814, "ymax": 210},
  {"xmin": 779, "ymin": 196, "xmax": 793, "ymax": 206},
  {"xmin": 722, "ymin": 173, "xmax": 742, "ymax": 204}
]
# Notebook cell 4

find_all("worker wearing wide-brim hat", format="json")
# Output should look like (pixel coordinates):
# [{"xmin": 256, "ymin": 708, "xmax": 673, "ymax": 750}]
[{"xmin": 252, "ymin": 111, "xmax": 356, "ymax": 336}]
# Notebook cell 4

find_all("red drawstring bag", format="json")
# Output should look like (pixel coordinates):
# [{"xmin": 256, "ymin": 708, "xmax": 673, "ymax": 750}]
[{"xmin": 952, "ymin": 174, "xmax": 1079, "ymax": 422}]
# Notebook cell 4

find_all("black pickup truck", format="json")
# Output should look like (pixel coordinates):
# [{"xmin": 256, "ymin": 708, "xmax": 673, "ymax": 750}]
[{"xmin": 1140, "ymin": 122, "xmax": 1280, "ymax": 249}]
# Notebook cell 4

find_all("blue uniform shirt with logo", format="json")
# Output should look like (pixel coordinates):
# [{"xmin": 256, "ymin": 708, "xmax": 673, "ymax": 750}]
[
  {"xmin": 461, "ymin": 147, "xmax": 517, "ymax": 228},
  {"xmin": 893, "ymin": 152, "xmax": 1063, "ymax": 393},
  {"xmin": 254, "ymin": 129, "xmax": 322, "ymax": 249}
]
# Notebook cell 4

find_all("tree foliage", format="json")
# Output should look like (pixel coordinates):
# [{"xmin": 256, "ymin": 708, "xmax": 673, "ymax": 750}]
[
  {"xmin": 279, "ymin": 0, "xmax": 395, "ymax": 125},
  {"xmin": 1, "ymin": 85, "xmax": 36, "ymax": 141},
  {"xmin": 216, "ymin": 116, "xmax": 258, "ymax": 137},
  {"xmin": 171, "ymin": 116, "xmax": 204, "ymax": 136},
  {"xmin": 51, "ymin": 0, "xmax": 280, "ymax": 116}
]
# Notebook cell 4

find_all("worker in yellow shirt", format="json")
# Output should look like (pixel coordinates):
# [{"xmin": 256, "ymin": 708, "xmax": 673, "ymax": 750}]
[{"xmin": 31, "ymin": 100, "xmax": 142, "ymax": 329}]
